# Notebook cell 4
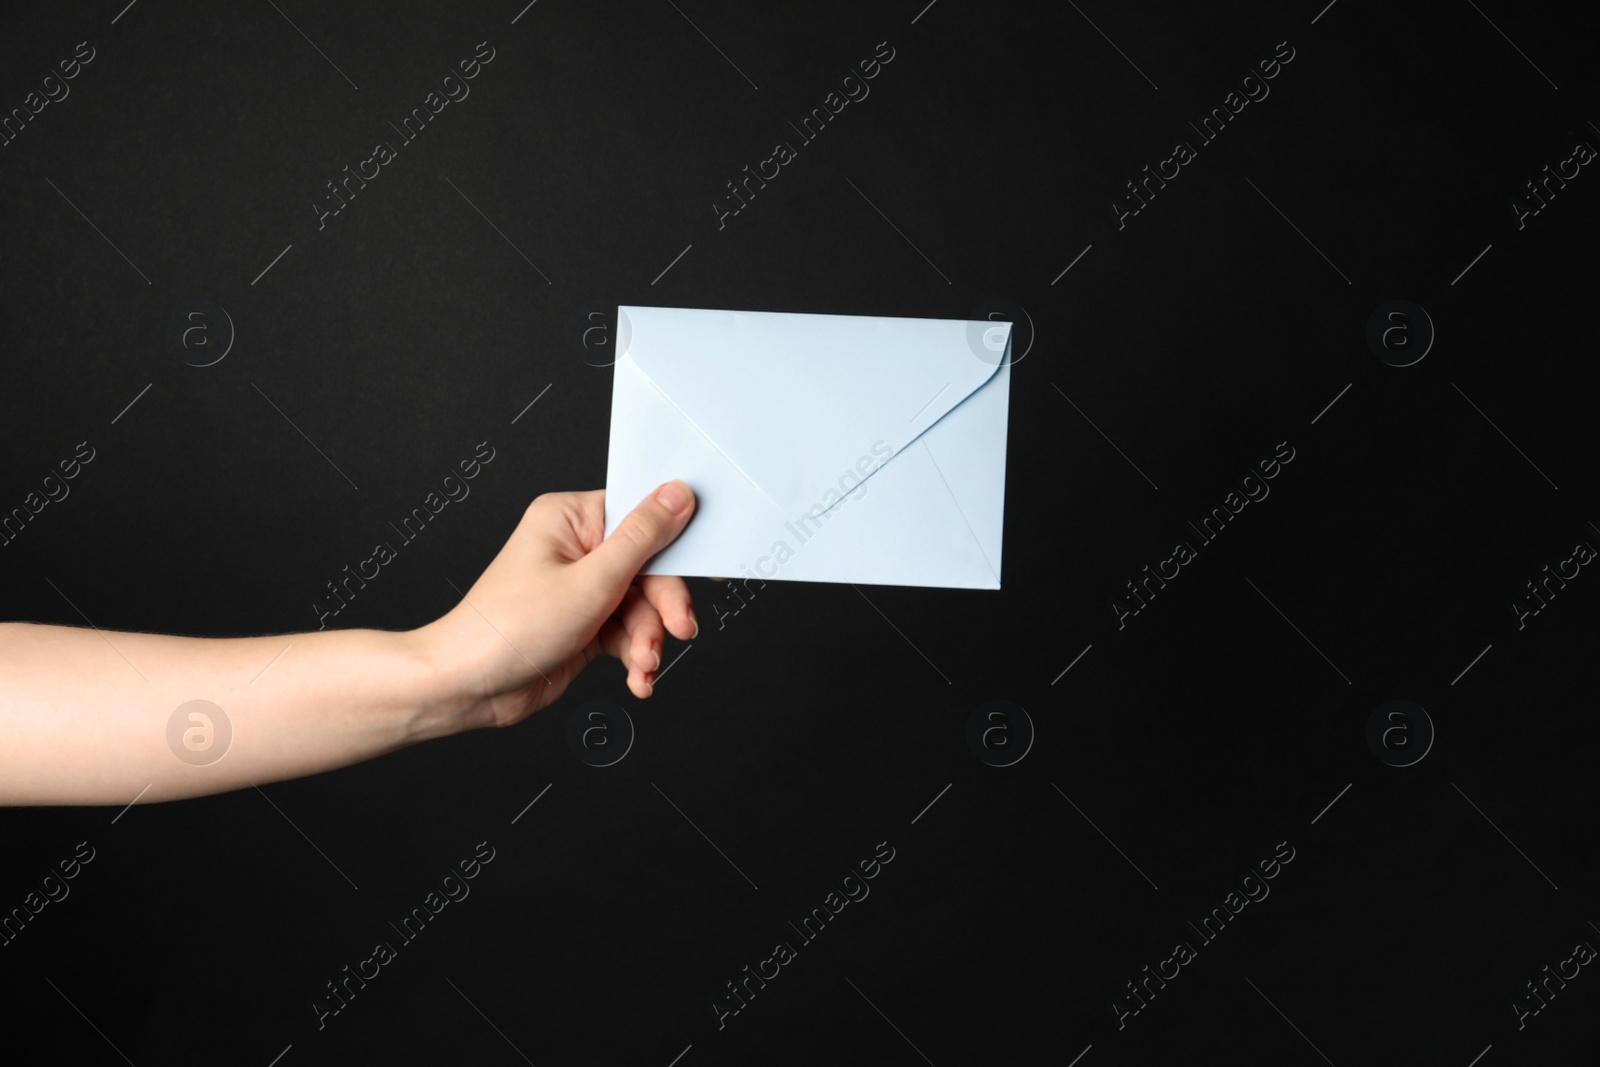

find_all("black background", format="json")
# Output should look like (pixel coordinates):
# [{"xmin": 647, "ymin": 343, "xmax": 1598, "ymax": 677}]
[{"xmin": 2, "ymin": 1, "xmax": 1598, "ymax": 1063}]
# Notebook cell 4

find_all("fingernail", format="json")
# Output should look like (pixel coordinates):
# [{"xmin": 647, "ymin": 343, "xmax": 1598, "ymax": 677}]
[
  {"xmin": 652, "ymin": 644, "xmax": 662, "ymax": 671},
  {"xmin": 643, "ymin": 670, "xmax": 656, "ymax": 694},
  {"xmin": 690, "ymin": 610, "xmax": 700, "ymax": 640},
  {"xmin": 655, "ymin": 480, "xmax": 691, "ymax": 515}
]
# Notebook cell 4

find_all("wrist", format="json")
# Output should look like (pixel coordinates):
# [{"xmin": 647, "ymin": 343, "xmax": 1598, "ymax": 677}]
[{"xmin": 403, "ymin": 611, "xmax": 500, "ymax": 740}]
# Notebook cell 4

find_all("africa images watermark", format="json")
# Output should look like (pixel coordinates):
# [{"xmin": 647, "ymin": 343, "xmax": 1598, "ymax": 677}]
[
  {"xmin": 709, "ymin": 841, "xmax": 897, "ymax": 1029},
  {"xmin": 720, "ymin": 438, "xmax": 896, "ymax": 604},
  {"xmin": 713, "ymin": 438, "xmax": 902, "ymax": 630},
  {"xmin": 711, "ymin": 40, "xmax": 897, "ymax": 230},
  {"xmin": 312, "ymin": 41, "xmax": 497, "ymax": 231},
  {"xmin": 311, "ymin": 840, "xmax": 498, "ymax": 1029},
  {"xmin": 1113, "ymin": 39, "xmax": 1297, "ymax": 230},
  {"xmin": 0, "ymin": 39, "xmax": 97, "ymax": 149},
  {"xmin": 0, "ymin": 841, "xmax": 97, "ymax": 949},
  {"xmin": 0, "ymin": 440, "xmax": 96, "ymax": 549},
  {"xmin": 1509, "ymin": 927, "xmax": 1597, "ymax": 1031},
  {"xmin": 1111, "ymin": 840, "xmax": 1297, "ymax": 1029},
  {"xmin": 312, "ymin": 441, "xmax": 497, "ymax": 629},
  {"xmin": 1509, "ymin": 131, "xmax": 1596, "ymax": 231},
  {"xmin": 167, "ymin": 699, "xmax": 232, "ymax": 767},
  {"xmin": 1508, "ymin": 525, "xmax": 1595, "ymax": 630},
  {"xmin": 1111, "ymin": 440, "xmax": 1297, "ymax": 629}
]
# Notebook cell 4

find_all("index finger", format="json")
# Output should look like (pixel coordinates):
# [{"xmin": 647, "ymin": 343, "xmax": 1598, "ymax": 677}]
[{"xmin": 637, "ymin": 574, "xmax": 698, "ymax": 641}]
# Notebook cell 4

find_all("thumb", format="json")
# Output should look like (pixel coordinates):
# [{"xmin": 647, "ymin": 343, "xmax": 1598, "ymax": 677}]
[{"xmin": 578, "ymin": 480, "xmax": 696, "ymax": 596}]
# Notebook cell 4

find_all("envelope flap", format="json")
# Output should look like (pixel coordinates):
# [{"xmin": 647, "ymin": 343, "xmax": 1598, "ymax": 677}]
[{"xmin": 620, "ymin": 306, "xmax": 1008, "ymax": 516}]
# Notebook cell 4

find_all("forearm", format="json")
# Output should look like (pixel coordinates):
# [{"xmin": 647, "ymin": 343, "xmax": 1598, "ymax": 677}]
[
  {"xmin": 0, "ymin": 621, "xmax": 483, "ymax": 806},
  {"xmin": 0, "ymin": 484, "xmax": 700, "ymax": 807}
]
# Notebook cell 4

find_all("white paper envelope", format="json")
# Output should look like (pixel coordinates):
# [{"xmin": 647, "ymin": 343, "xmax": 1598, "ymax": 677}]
[{"xmin": 603, "ymin": 305, "xmax": 1011, "ymax": 589}]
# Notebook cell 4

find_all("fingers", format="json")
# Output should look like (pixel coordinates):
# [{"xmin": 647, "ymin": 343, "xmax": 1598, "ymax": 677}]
[
  {"xmin": 638, "ymin": 574, "xmax": 698, "ymax": 641},
  {"xmin": 618, "ymin": 587, "xmax": 664, "ymax": 692},
  {"xmin": 597, "ymin": 614, "xmax": 655, "ymax": 698},
  {"xmin": 561, "ymin": 482, "xmax": 697, "ymax": 699},
  {"xmin": 563, "ymin": 489, "xmax": 609, "ymax": 553},
  {"xmin": 576, "ymin": 481, "xmax": 696, "ymax": 604},
  {"xmin": 594, "ymin": 581, "xmax": 698, "ymax": 699}
]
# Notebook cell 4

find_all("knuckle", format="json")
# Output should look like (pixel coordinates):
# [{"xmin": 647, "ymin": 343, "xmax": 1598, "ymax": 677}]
[
  {"xmin": 523, "ymin": 491, "xmax": 577, "ymax": 527},
  {"xmin": 614, "ymin": 513, "xmax": 660, "ymax": 552}
]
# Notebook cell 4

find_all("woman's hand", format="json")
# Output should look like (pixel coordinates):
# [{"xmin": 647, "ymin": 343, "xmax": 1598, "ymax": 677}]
[
  {"xmin": 417, "ymin": 481, "xmax": 700, "ymax": 732},
  {"xmin": 0, "ymin": 482, "xmax": 699, "ymax": 806}
]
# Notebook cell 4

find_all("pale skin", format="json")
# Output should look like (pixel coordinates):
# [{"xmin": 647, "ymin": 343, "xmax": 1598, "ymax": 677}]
[{"xmin": 0, "ymin": 481, "xmax": 700, "ymax": 807}]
